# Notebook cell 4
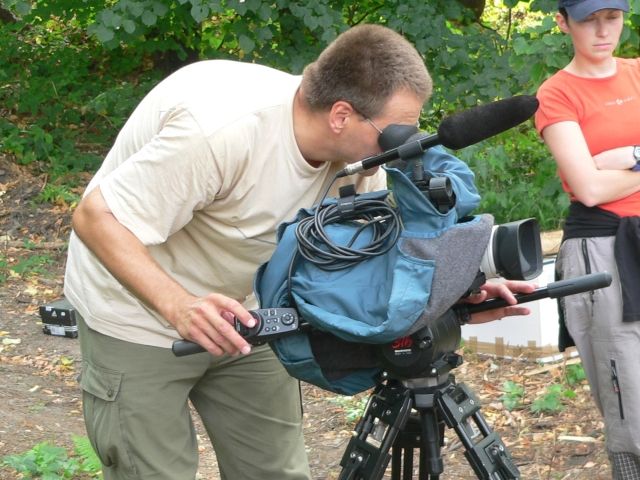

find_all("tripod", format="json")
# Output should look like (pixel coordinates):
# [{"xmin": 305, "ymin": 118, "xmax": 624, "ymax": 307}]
[{"xmin": 338, "ymin": 352, "xmax": 520, "ymax": 480}]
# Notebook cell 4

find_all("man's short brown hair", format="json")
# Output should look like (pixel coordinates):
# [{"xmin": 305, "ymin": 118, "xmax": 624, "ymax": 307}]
[{"xmin": 301, "ymin": 24, "xmax": 432, "ymax": 117}]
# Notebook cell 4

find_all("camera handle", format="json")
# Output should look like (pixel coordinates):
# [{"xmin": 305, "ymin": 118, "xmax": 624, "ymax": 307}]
[{"xmin": 455, "ymin": 271, "xmax": 612, "ymax": 318}]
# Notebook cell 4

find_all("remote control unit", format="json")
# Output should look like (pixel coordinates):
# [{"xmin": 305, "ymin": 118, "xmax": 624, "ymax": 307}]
[{"xmin": 234, "ymin": 308, "xmax": 300, "ymax": 345}]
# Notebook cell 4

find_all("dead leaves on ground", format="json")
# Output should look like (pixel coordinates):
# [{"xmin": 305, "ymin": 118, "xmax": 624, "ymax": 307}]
[{"xmin": 0, "ymin": 352, "xmax": 78, "ymax": 381}]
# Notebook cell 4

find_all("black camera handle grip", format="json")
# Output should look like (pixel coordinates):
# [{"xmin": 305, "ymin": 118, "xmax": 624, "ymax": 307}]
[
  {"xmin": 457, "ymin": 271, "xmax": 612, "ymax": 316},
  {"xmin": 172, "ymin": 339, "xmax": 206, "ymax": 357}
]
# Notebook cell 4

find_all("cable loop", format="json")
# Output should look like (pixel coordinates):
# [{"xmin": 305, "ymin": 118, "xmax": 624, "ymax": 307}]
[{"xmin": 294, "ymin": 196, "xmax": 401, "ymax": 271}]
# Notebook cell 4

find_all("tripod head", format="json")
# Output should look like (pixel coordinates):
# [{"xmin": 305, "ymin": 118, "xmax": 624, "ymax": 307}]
[{"xmin": 378, "ymin": 309, "xmax": 462, "ymax": 383}]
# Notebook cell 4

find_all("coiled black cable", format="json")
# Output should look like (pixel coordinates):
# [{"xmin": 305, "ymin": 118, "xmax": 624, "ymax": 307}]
[{"xmin": 293, "ymin": 177, "xmax": 401, "ymax": 271}]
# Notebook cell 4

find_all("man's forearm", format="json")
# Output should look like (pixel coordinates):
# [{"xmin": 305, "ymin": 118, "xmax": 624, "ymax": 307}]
[{"xmin": 72, "ymin": 187, "xmax": 193, "ymax": 326}]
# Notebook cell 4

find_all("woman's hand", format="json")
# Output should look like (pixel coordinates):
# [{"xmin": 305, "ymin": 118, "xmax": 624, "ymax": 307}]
[{"xmin": 463, "ymin": 280, "xmax": 536, "ymax": 325}]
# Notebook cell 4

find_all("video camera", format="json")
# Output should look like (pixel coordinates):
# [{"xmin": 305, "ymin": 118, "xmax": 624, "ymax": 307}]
[
  {"xmin": 172, "ymin": 95, "xmax": 611, "ymax": 380},
  {"xmin": 171, "ymin": 213, "xmax": 545, "ymax": 357}
]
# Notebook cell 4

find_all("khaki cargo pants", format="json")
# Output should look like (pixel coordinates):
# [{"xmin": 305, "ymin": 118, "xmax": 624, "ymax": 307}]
[{"xmin": 77, "ymin": 317, "xmax": 310, "ymax": 480}]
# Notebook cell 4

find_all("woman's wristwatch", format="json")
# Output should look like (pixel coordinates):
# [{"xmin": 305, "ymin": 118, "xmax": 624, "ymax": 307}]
[{"xmin": 632, "ymin": 145, "xmax": 640, "ymax": 171}]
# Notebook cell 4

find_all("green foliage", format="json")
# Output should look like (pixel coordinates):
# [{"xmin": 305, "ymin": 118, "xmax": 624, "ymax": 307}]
[
  {"xmin": 530, "ymin": 383, "xmax": 576, "ymax": 414},
  {"xmin": 19, "ymin": 0, "xmax": 609, "ymax": 113},
  {"xmin": 459, "ymin": 126, "xmax": 569, "ymax": 230},
  {"xmin": 501, "ymin": 380, "xmax": 525, "ymax": 411},
  {"xmin": 499, "ymin": 361, "xmax": 587, "ymax": 413},
  {"xmin": 10, "ymin": 253, "xmax": 56, "ymax": 278},
  {"xmin": 564, "ymin": 363, "xmax": 586, "ymax": 386},
  {"xmin": 0, "ymin": 14, "xmax": 161, "ymax": 176},
  {"xmin": 35, "ymin": 184, "xmax": 80, "ymax": 207},
  {"xmin": 1, "ymin": 436, "xmax": 102, "ymax": 479},
  {"xmin": 2, "ymin": 443, "xmax": 74, "ymax": 479},
  {"xmin": 328, "ymin": 394, "xmax": 369, "ymax": 423},
  {"xmin": 72, "ymin": 436, "xmax": 102, "ymax": 476},
  {"xmin": 0, "ymin": 254, "xmax": 8, "ymax": 283},
  {"xmin": 3, "ymin": 0, "xmax": 640, "ymax": 227}
]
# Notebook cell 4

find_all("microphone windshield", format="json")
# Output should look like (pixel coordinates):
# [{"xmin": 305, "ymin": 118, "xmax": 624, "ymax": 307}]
[{"xmin": 438, "ymin": 95, "xmax": 539, "ymax": 150}]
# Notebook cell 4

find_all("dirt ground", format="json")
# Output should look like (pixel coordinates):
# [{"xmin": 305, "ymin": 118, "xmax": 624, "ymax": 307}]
[{"xmin": 0, "ymin": 156, "xmax": 613, "ymax": 479}]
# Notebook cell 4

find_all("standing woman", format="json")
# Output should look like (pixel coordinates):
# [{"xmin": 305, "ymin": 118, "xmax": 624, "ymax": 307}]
[{"xmin": 535, "ymin": 0, "xmax": 640, "ymax": 478}]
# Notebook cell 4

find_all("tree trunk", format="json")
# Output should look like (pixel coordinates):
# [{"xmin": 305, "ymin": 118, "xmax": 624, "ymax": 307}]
[
  {"xmin": 457, "ymin": 0, "xmax": 486, "ymax": 20},
  {"xmin": 0, "ymin": 6, "xmax": 17, "ymax": 23}
]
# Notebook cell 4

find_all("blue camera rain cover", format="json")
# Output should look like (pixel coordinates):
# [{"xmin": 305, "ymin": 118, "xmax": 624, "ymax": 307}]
[{"xmin": 254, "ymin": 148, "xmax": 493, "ymax": 394}]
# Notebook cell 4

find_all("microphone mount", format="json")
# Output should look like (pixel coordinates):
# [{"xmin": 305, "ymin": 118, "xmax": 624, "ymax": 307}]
[{"xmin": 337, "ymin": 131, "xmax": 440, "ymax": 177}]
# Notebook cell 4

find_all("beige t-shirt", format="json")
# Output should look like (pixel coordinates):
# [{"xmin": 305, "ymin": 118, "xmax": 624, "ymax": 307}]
[{"xmin": 64, "ymin": 60, "xmax": 386, "ymax": 347}]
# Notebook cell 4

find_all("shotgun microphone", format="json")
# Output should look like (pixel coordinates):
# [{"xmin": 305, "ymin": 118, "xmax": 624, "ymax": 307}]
[{"xmin": 337, "ymin": 95, "xmax": 539, "ymax": 177}]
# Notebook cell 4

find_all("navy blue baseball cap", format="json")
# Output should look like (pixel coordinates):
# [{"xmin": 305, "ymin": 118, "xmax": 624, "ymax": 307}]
[{"xmin": 558, "ymin": 0, "xmax": 629, "ymax": 21}]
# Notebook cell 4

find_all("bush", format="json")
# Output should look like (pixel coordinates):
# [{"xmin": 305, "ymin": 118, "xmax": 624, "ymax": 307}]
[
  {"xmin": 459, "ymin": 126, "xmax": 569, "ymax": 231},
  {"xmin": 0, "ymin": 17, "xmax": 161, "ymax": 176}
]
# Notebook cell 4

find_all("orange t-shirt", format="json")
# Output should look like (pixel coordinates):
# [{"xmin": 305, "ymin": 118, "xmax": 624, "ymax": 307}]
[{"xmin": 535, "ymin": 57, "xmax": 640, "ymax": 217}]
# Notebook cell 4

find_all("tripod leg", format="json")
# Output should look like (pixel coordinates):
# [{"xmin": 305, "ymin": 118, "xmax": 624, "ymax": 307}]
[
  {"xmin": 392, "ymin": 392, "xmax": 447, "ymax": 479},
  {"xmin": 437, "ymin": 382, "xmax": 520, "ymax": 479},
  {"xmin": 391, "ymin": 444, "xmax": 402, "ymax": 480},
  {"xmin": 339, "ymin": 382, "xmax": 413, "ymax": 480},
  {"xmin": 419, "ymin": 408, "xmax": 443, "ymax": 479},
  {"xmin": 390, "ymin": 415, "xmax": 421, "ymax": 480}
]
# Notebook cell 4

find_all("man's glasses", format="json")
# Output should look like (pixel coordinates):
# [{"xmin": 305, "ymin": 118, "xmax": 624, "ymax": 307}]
[
  {"xmin": 357, "ymin": 110, "xmax": 420, "ymax": 135},
  {"xmin": 363, "ymin": 116, "xmax": 384, "ymax": 135},
  {"xmin": 352, "ymin": 100, "xmax": 422, "ymax": 137},
  {"xmin": 351, "ymin": 105, "xmax": 383, "ymax": 135}
]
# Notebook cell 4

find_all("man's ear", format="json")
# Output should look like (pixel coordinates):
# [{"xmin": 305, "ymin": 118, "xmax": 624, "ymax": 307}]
[{"xmin": 329, "ymin": 100, "xmax": 355, "ymax": 133}]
